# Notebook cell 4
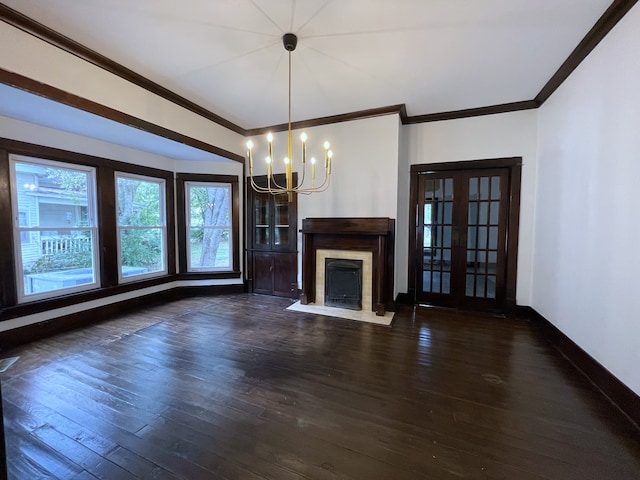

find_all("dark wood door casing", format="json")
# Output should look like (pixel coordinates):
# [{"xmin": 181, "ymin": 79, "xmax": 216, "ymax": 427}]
[{"xmin": 408, "ymin": 158, "xmax": 522, "ymax": 312}]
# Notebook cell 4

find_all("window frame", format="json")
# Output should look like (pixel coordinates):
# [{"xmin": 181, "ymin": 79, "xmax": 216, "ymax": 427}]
[
  {"xmin": 184, "ymin": 181, "xmax": 233, "ymax": 272},
  {"xmin": 115, "ymin": 171, "xmax": 169, "ymax": 283},
  {"xmin": 9, "ymin": 154, "xmax": 100, "ymax": 303},
  {"xmin": 176, "ymin": 173, "xmax": 241, "ymax": 278}
]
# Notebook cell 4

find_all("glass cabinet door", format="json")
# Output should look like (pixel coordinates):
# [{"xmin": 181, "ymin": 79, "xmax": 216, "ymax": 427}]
[
  {"xmin": 254, "ymin": 192, "xmax": 270, "ymax": 246},
  {"xmin": 273, "ymin": 194, "xmax": 290, "ymax": 247}
]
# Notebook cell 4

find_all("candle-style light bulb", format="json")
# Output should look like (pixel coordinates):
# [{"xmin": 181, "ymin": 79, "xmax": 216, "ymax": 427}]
[
  {"xmin": 265, "ymin": 156, "xmax": 272, "ymax": 179},
  {"xmin": 310, "ymin": 157, "xmax": 316, "ymax": 185},
  {"xmin": 267, "ymin": 133, "xmax": 273, "ymax": 161},
  {"xmin": 324, "ymin": 141, "xmax": 330, "ymax": 168},
  {"xmin": 300, "ymin": 132, "xmax": 307, "ymax": 164},
  {"xmin": 284, "ymin": 157, "xmax": 290, "ymax": 165},
  {"xmin": 246, "ymin": 140, "xmax": 254, "ymax": 174}
]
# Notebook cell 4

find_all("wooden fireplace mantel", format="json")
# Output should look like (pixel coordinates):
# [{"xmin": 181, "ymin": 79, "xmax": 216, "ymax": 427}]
[{"xmin": 300, "ymin": 217, "xmax": 395, "ymax": 315}]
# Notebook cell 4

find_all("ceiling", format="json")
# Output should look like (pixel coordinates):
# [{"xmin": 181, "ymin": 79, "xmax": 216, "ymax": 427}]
[{"xmin": 1, "ymin": 0, "xmax": 617, "ymax": 132}]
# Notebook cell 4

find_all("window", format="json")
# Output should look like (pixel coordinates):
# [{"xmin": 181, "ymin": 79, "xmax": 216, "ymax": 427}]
[
  {"xmin": 185, "ymin": 182, "xmax": 232, "ymax": 271},
  {"xmin": 10, "ymin": 156, "xmax": 99, "ymax": 302},
  {"xmin": 116, "ymin": 172, "xmax": 167, "ymax": 281}
]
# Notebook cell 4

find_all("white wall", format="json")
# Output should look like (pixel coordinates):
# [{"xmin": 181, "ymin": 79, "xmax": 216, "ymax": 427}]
[
  {"xmin": 401, "ymin": 110, "xmax": 539, "ymax": 305},
  {"xmin": 0, "ymin": 115, "xmax": 245, "ymax": 332},
  {"xmin": 534, "ymin": 4, "xmax": 640, "ymax": 395},
  {"xmin": 246, "ymin": 114, "xmax": 400, "ymax": 291},
  {"xmin": 0, "ymin": 21, "xmax": 245, "ymax": 156}
]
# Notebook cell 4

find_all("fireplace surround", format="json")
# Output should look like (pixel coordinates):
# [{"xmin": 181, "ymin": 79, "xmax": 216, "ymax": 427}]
[{"xmin": 300, "ymin": 217, "xmax": 395, "ymax": 315}]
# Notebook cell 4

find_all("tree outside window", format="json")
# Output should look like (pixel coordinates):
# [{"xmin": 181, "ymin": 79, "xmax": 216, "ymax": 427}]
[
  {"xmin": 116, "ymin": 173, "xmax": 167, "ymax": 280},
  {"xmin": 186, "ymin": 182, "xmax": 231, "ymax": 271}
]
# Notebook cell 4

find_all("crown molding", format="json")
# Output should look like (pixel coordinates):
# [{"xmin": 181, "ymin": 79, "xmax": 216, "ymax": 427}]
[
  {"xmin": 535, "ymin": 0, "xmax": 639, "ymax": 105},
  {"xmin": 0, "ymin": 3, "xmax": 245, "ymax": 135},
  {"xmin": 0, "ymin": 68, "xmax": 244, "ymax": 163},
  {"xmin": 246, "ymin": 105, "xmax": 406, "ymax": 136},
  {"xmin": 402, "ymin": 100, "xmax": 539, "ymax": 124},
  {"xmin": 1, "ymin": 0, "xmax": 638, "ymax": 134}
]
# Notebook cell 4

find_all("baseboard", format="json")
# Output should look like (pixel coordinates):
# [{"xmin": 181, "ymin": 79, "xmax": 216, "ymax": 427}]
[
  {"xmin": 0, "ymin": 290, "xmax": 175, "ymax": 351},
  {"xmin": 395, "ymin": 292, "xmax": 413, "ymax": 306},
  {"xmin": 178, "ymin": 284, "xmax": 245, "ymax": 297},
  {"xmin": 0, "ymin": 284, "xmax": 244, "ymax": 351},
  {"xmin": 524, "ymin": 306, "xmax": 640, "ymax": 429}
]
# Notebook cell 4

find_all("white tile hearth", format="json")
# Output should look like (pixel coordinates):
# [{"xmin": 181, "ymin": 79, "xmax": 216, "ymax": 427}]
[{"xmin": 286, "ymin": 301, "xmax": 394, "ymax": 326}]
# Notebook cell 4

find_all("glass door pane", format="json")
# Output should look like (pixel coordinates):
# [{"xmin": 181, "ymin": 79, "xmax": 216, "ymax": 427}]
[
  {"xmin": 273, "ymin": 194, "xmax": 289, "ymax": 246},
  {"xmin": 422, "ymin": 177, "xmax": 453, "ymax": 295},
  {"xmin": 254, "ymin": 192, "xmax": 269, "ymax": 246},
  {"xmin": 465, "ymin": 174, "xmax": 501, "ymax": 299}
]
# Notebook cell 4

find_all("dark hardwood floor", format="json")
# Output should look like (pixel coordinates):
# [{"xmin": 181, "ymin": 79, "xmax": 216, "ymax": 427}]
[{"xmin": 1, "ymin": 293, "xmax": 639, "ymax": 479}]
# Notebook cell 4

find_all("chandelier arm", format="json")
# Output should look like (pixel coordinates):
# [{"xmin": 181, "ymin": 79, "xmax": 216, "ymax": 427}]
[
  {"xmin": 268, "ymin": 174, "xmax": 287, "ymax": 190},
  {"xmin": 295, "ymin": 175, "xmax": 331, "ymax": 194},
  {"xmin": 296, "ymin": 162, "xmax": 306, "ymax": 188},
  {"xmin": 250, "ymin": 176, "xmax": 278, "ymax": 193},
  {"xmin": 246, "ymin": 33, "xmax": 333, "ymax": 201}
]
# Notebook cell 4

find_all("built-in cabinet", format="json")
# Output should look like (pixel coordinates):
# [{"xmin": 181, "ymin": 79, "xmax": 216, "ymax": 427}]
[{"xmin": 247, "ymin": 175, "xmax": 298, "ymax": 297}]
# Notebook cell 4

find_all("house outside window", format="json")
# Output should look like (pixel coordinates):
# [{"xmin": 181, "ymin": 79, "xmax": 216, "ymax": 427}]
[
  {"xmin": 116, "ymin": 172, "xmax": 167, "ymax": 281},
  {"xmin": 10, "ymin": 155, "xmax": 99, "ymax": 302},
  {"xmin": 185, "ymin": 181, "xmax": 232, "ymax": 272}
]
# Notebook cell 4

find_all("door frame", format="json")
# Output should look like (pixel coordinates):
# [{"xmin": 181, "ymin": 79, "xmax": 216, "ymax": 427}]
[{"xmin": 408, "ymin": 158, "xmax": 522, "ymax": 311}]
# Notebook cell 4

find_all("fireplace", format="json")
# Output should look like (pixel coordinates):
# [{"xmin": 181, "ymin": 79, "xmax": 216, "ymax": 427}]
[
  {"xmin": 300, "ymin": 217, "xmax": 395, "ymax": 315},
  {"xmin": 325, "ymin": 258, "xmax": 363, "ymax": 310}
]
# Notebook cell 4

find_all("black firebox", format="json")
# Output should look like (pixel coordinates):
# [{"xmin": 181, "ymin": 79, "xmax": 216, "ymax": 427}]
[{"xmin": 324, "ymin": 258, "xmax": 363, "ymax": 310}]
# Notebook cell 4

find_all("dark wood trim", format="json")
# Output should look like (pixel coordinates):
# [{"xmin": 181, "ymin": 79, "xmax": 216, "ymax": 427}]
[
  {"xmin": 0, "ymin": 149, "xmax": 17, "ymax": 307},
  {"xmin": 177, "ymin": 272, "xmax": 242, "ymax": 281},
  {"xmin": 525, "ymin": 306, "xmax": 640, "ymax": 430},
  {"xmin": 0, "ymin": 4, "xmax": 244, "ymax": 135},
  {"xmin": 394, "ymin": 292, "xmax": 413, "ymax": 306},
  {"xmin": 408, "ymin": 158, "xmax": 522, "ymax": 312},
  {"xmin": 0, "ymin": 290, "xmax": 177, "ymax": 351},
  {"xmin": 2, "ymin": 0, "xmax": 636, "ymax": 136},
  {"xmin": 0, "ymin": 284, "xmax": 245, "ymax": 351},
  {"xmin": 96, "ymin": 164, "xmax": 119, "ymax": 288},
  {"xmin": 407, "ymin": 165, "xmax": 420, "ymax": 305},
  {"xmin": 0, "ymin": 69, "xmax": 244, "ymax": 163},
  {"xmin": 535, "ymin": 0, "xmax": 639, "ymax": 105},
  {"xmin": 505, "ymin": 164, "xmax": 522, "ymax": 308},
  {"xmin": 0, "ymin": 137, "xmax": 176, "ymax": 320},
  {"xmin": 0, "ymin": 275, "xmax": 177, "ymax": 323},
  {"xmin": 175, "ymin": 173, "xmax": 241, "ymax": 276},
  {"xmin": 246, "ymin": 105, "xmax": 405, "ymax": 136},
  {"xmin": 176, "ymin": 284, "xmax": 245, "ymax": 298},
  {"xmin": 410, "ymin": 157, "xmax": 523, "ymax": 173},
  {"xmin": 300, "ymin": 217, "xmax": 395, "ymax": 314},
  {"xmin": 403, "ymin": 100, "xmax": 538, "ymax": 124},
  {"xmin": 165, "ymin": 173, "xmax": 177, "ymax": 276},
  {"xmin": 0, "ymin": 137, "xmax": 177, "ymax": 177}
]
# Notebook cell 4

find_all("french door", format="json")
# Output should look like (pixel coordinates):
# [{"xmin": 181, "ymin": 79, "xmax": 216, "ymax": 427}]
[{"xmin": 411, "ymin": 161, "xmax": 520, "ymax": 312}]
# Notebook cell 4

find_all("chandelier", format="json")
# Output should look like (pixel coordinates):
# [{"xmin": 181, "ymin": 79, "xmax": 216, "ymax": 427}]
[{"xmin": 246, "ymin": 33, "xmax": 333, "ymax": 202}]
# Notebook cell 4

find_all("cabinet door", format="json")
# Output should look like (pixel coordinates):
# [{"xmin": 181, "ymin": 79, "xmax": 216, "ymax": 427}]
[
  {"xmin": 272, "ymin": 194, "xmax": 294, "ymax": 251},
  {"xmin": 273, "ymin": 253, "xmax": 297, "ymax": 297},
  {"xmin": 253, "ymin": 253, "xmax": 274, "ymax": 295},
  {"xmin": 253, "ymin": 192, "xmax": 270, "ymax": 250}
]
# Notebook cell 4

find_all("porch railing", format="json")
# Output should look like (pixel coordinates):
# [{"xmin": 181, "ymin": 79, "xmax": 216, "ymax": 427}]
[{"xmin": 41, "ymin": 236, "xmax": 91, "ymax": 255}]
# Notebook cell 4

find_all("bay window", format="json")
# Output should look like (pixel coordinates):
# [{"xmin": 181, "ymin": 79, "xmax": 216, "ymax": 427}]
[
  {"xmin": 116, "ymin": 172, "xmax": 168, "ymax": 281},
  {"xmin": 10, "ymin": 155, "xmax": 99, "ymax": 302}
]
